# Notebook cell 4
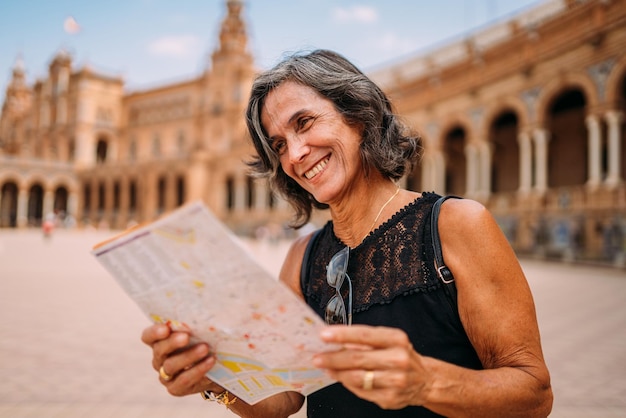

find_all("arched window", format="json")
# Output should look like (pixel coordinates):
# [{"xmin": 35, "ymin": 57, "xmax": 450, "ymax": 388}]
[
  {"xmin": 176, "ymin": 176, "xmax": 185, "ymax": 206},
  {"xmin": 490, "ymin": 111, "xmax": 519, "ymax": 193},
  {"xmin": 98, "ymin": 182, "xmax": 106, "ymax": 211},
  {"xmin": 246, "ymin": 176, "xmax": 255, "ymax": 209},
  {"xmin": 226, "ymin": 177, "xmax": 235, "ymax": 211},
  {"xmin": 406, "ymin": 164, "xmax": 421, "ymax": 192},
  {"xmin": 157, "ymin": 176, "xmax": 166, "ymax": 213},
  {"xmin": 54, "ymin": 186, "xmax": 69, "ymax": 214},
  {"xmin": 83, "ymin": 184, "xmax": 91, "ymax": 213},
  {"xmin": 28, "ymin": 184, "xmax": 44, "ymax": 225},
  {"xmin": 268, "ymin": 188, "xmax": 275, "ymax": 210},
  {"xmin": 96, "ymin": 138, "xmax": 108, "ymax": 164},
  {"xmin": 113, "ymin": 182, "xmax": 121, "ymax": 211},
  {"xmin": 443, "ymin": 126, "xmax": 467, "ymax": 196},
  {"xmin": 547, "ymin": 89, "xmax": 587, "ymax": 187},
  {"xmin": 0, "ymin": 182, "xmax": 19, "ymax": 227}
]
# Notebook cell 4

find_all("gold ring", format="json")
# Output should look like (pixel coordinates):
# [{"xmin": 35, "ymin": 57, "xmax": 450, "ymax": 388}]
[
  {"xmin": 362, "ymin": 370, "xmax": 374, "ymax": 390},
  {"xmin": 159, "ymin": 365, "xmax": 173, "ymax": 382}
]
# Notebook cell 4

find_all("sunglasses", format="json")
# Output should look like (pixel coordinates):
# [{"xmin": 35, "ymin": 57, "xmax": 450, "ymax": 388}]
[{"xmin": 325, "ymin": 246, "xmax": 352, "ymax": 325}]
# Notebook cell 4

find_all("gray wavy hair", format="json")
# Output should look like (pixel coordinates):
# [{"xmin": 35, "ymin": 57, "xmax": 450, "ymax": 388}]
[{"xmin": 246, "ymin": 49, "xmax": 421, "ymax": 228}]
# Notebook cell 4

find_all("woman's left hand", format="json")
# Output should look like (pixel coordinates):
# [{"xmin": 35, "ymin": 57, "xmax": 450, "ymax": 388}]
[{"xmin": 313, "ymin": 325, "xmax": 429, "ymax": 410}]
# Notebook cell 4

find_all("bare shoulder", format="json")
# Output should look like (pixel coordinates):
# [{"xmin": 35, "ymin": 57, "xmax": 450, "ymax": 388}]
[
  {"xmin": 437, "ymin": 198, "xmax": 509, "ymax": 254},
  {"xmin": 278, "ymin": 231, "xmax": 316, "ymax": 299},
  {"xmin": 438, "ymin": 198, "xmax": 492, "ymax": 232}
]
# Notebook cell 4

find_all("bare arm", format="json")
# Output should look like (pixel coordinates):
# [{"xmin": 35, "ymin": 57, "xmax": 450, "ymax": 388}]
[
  {"xmin": 429, "ymin": 198, "xmax": 552, "ymax": 416},
  {"xmin": 313, "ymin": 199, "xmax": 553, "ymax": 417}
]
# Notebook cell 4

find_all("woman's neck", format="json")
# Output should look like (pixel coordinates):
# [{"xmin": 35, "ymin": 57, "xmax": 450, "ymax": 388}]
[{"xmin": 330, "ymin": 178, "xmax": 401, "ymax": 248}]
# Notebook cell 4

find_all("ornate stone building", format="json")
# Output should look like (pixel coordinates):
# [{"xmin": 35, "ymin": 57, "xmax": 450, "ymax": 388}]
[
  {"xmin": 370, "ymin": 0, "xmax": 626, "ymax": 264},
  {"xmin": 1, "ymin": 0, "xmax": 625, "ymax": 264},
  {"xmin": 0, "ymin": 0, "xmax": 292, "ymax": 235}
]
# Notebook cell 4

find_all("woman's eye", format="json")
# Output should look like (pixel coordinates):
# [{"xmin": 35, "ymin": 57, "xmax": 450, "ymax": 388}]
[
  {"xmin": 296, "ymin": 117, "xmax": 313, "ymax": 131},
  {"xmin": 272, "ymin": 140, "xmax": 286, "ymax": 154}
]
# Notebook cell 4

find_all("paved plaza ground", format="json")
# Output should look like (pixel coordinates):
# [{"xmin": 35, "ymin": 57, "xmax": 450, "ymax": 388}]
[{"xmin": 0, "ymin": 228, "xmax": 625, "ymax": 417}]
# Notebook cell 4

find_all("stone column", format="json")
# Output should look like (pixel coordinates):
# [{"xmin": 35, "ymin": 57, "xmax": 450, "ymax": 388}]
[
  {"xmin": 235, "ymin": 174, "xmax": 246, "ymax": 212},
  {"xmin": 420, "ymin": 154, "xmax": 434, "ymax": 192},
  {"xmin": 255, "ymin": 179, "xmax": 268, "ymax": 211},
  {"xmin": 67, "ymin": 193, "xmax": 78, "ymax": 225},
  {"xmin": 17, "ymin": 187, "xmax": 28, "ymax": 227},
  {"xmin": 585, "ymin": 114, "xmax": 602, "ymax": 188},
  {"xmin": 534, "ymin": 129, "xmax": 548, "ymax": 191},
  {"xmin": 465, "ymin": 144, "xmax": 478, "ymax": 197},
  {"xmin": 435, "ymin": 151, "xmax": 446, "ymax": 194},
  {"xmin": 143, "ymin": 172, "xmax": 156, "ymax": 220},
  {"xmin": 478, "ymin": 141, "xmax": 492, "ymax": 197},
  {"xmin": 43, "ymin": 188, "xmax": 54, "ymax": 218},
  {"xmin": 605, "ymin": 110, "xmax": 623, "ymax": 187},
  {"xmin": 187, "ymin": 150, "xmax": 209, "ymax": 202},
  {"xmin": 117, "ymin": 178, "xmax": 129, "ymax": 227},
  {"xmin": 87, "ymin": 179, "xmax": 100, "ymax": 226},
  {"xmin": 532, "ymin": 128, "xmax": 550, "ymax": 192},
  {"xmin": 518, "ymin": 132, "xmax": 532, "ymax": 193}
]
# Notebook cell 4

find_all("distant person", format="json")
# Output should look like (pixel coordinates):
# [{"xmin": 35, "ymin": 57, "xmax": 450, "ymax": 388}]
[
  {"xmin": 42, "ymin": 212, "xmax": 55, "ymax": 239},
  {"xmin": 141, "ymin": 50, "xmax": 553, "ymax": 417}
]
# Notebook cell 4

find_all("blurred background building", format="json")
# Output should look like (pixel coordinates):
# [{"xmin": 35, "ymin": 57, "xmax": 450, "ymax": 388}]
[{"xmin": 0, "ymin": 0, "xmax": 625, "ymax": 265}]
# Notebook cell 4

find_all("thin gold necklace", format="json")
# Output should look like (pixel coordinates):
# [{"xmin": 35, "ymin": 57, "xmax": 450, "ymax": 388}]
[{"xmin": 364, "ymin": 186, "xmax": 400, "ymax": 242}]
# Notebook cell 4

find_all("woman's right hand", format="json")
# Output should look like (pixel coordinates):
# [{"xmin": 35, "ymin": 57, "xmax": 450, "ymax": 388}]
[{"xmin": 141, "ymin": 323, "xmax": 222, "ymax": 396}]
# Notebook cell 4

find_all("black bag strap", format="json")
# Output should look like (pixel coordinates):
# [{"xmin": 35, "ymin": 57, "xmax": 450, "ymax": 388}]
[
  {"xmin": 431, "ymin": 195, "xmax": 461, "ymax": 309},
  {"xmin": 300, "ymin": 228, "xmax": 322, "ymax": 292}
]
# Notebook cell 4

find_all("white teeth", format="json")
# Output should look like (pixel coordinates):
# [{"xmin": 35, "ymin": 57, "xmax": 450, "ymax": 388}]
[{"xmin": 305, "ymin": 157, "xmax": 329, "ymax": 179}]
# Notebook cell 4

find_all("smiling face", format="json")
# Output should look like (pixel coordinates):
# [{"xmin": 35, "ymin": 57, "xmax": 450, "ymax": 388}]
[{"xmin": 261, "ymin": 80, "xmax": 365, "ymax": 205}]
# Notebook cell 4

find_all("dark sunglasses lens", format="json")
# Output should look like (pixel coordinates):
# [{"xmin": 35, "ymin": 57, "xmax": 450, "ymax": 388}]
[{"xmin": 325, "ymin": 294, "xmax": 346, "ymax": 325}]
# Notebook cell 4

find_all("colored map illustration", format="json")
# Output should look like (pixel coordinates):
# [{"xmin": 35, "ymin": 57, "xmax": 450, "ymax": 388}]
[{"xmin": 92, "ymin": 201, "xmax": 336, "ymax": 404}]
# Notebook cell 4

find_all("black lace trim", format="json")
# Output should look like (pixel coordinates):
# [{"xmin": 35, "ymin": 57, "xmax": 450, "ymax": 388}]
[{"xmin": 303, "ymin": 192, "xmax": 441, "ymax": 313}]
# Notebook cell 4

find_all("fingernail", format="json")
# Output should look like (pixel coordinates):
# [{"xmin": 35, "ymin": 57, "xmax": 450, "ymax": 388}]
[{"xmin": 320, "ymin": 329, "xmax": 334, "ymax": 339}]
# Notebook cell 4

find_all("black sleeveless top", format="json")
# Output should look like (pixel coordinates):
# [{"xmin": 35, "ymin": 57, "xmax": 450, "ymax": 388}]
[{"xmin": 301, "ymin": 192, "xmax": 483, "ymax": 417}]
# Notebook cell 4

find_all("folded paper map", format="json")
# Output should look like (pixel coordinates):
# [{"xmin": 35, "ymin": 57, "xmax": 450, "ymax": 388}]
[{"xmin": 92, "ymin": 201, "xmax": 336, "ymax": 404}]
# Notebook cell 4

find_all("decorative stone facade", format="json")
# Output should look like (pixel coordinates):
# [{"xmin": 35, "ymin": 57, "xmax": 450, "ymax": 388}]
[
  {"xmin": 370, "ymin": 0, "xmax": 626, "ymax": 265},
  {"xmin": 0, "ymin": 0, "xmax": 294, "ymax": 235},
  {"xmin": 1, "ymin": 0, "xmax": 625, "ymax": 265}
]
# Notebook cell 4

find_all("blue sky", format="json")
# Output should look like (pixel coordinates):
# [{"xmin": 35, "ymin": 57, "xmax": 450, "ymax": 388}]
[{"xmin": 0, "ymin": 0, "xmax": 542, "ymax": 94}]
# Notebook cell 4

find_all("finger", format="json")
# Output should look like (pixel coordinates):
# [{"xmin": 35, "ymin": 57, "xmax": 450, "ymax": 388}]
[
  {"xmin": 164, "ymin": 356, "xmax": 218, "ymax": 397},
  {"xmin": 314, "ymin": 345, "xmax": 411, "ymax": 371},
  {"xmin": 141, "ymin": 323, "xmax": 170, "ymax": 346},
  {"xmin": 320, "ymin": 325, "xmax": 411, "ymax": 349},
  {"xmin": 151, "ymin": 332, "xmax": 191, "ymax": 371},
  {"xmin": 329, "ymin": 368, "xmax": 407, "ymax": 392},
  {"xmin": 161, "ymin": 342, "xmax": 212, "ymax": 379}
]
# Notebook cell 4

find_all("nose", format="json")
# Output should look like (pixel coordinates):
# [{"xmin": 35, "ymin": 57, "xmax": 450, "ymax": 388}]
[{"xmin": 287, "ymin": 136, "xmax": 310, "ymax": 164}]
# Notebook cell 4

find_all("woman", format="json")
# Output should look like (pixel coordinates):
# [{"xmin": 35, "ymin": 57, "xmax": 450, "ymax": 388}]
[{"xmin": 142, "ymin": 49, "xmax": 553, "ymax": 417}]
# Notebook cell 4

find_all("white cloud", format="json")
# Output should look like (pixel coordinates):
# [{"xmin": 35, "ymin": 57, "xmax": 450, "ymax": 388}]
[
  {"xmin": 148, "ymin": 35, "xmax": 200, "ymax": 58},
  {"xmin": 331, "ymin": 5, "xmax": 378, "ymax": 23},
  {"xmin": 374, "ymin": 32, "xmax": 416, "ymax": 55}
]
